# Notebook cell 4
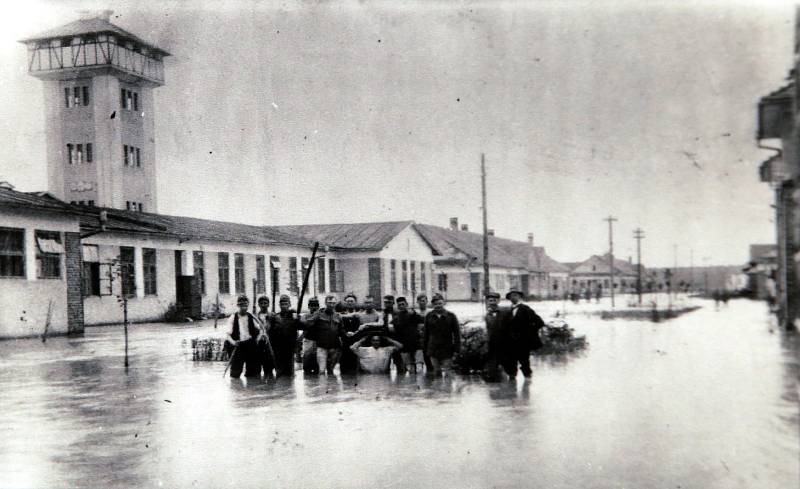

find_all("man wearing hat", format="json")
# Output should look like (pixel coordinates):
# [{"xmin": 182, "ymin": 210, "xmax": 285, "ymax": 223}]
[
  {"xmin": 269, "ymin": 294, "xmax": 300, "ymax": 377},
  {"xmin": 339, "ymin": 293, "xmax": 362, "ymax": 374},
  {"xmin": 504, "ymin": 288, "xmax": 545, "ymax": 378},
  {"xmin": 224, "ymin": 295, "xmax": 267, "ymax": 378}
]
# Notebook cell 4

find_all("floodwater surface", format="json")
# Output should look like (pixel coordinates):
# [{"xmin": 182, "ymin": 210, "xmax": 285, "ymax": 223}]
[{"xmin": 0, "ymin": 299, "xmax": 797, "ymax": 488}]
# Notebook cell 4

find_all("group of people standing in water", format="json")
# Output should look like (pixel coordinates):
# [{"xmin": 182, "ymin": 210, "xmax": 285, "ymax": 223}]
[{"xmin": 224, "ymin": 288, "xmax": 545, "ymax": 381}]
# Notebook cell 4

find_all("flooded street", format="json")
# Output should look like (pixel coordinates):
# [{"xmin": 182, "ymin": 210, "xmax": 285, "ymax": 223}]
[{"xmin": 1, "ymin": 299, "xmax": 797, "ymax": 489}]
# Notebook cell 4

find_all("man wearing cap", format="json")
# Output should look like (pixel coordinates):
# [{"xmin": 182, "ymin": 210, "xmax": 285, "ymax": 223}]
[
  {"xmin": 392, "ymin": 297, "xmax": 423, "ymax": 374},
  {"xmin": 255, "ymin": 295, "xmax": 276, "ymax": 376},
  {"xmin": 423, "ymin": 293, "xmax": 461, "ymax": 376},
  {"xmin": 505, "ymin": 288, "xmax": 545, "ymax": 378},
  {"xmin": 306, "ymin": 295, "xmax": 345, "ymax": 374},
  {"xmin": 300, "ymin": 297, "xmax": 320, "ymax": 374},
  {"xmin": 356, "ymin": 296, "xmax": 382, "ymax": 326},
  {"xmin": 339, "ymin": 293, "xmax": 362, "ymax": 374},
  {"xmin": 269, "ymin": 294, "xmax": 300, "ymax": 377},
  {"xmin": 483, "ymin": 291, "xmax": 509, "ymax": 381},
  {"xmin": 224, "ymin": 295, "xmax": 267, "ymax": 378}
]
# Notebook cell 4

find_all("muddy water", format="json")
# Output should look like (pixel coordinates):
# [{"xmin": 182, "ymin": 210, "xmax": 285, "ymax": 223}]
[{"xmin": 0, "ymin": 299, "xmax": 797, "ymax": 488}]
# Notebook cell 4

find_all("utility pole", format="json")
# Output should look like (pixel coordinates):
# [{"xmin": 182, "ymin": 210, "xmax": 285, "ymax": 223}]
[
  {"xmin": 633, "ymin": 228, "xmax": 645, "ymax": 305},
  {"xmin": 690, "ymin": 248, "xmax": 694, "ymax": 294},
  {"xmin": 604, "ymin": 216, "xmax": 618, "ymax": 308},
  {"xmin": 481, "ymin": 153, "xmax": 490, "ymax": 300}
]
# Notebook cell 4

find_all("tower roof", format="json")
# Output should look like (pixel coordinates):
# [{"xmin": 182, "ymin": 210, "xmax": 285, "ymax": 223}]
[{"xmin": 19, "ymin": 16, "xmax": 170, "ymax": 57}]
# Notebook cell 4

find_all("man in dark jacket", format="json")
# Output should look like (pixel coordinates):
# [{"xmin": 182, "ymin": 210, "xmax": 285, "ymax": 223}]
[
  {"xmin": 483, "ymin": 291, "xmax": 509, "ymax": 382},
  {"xmin": 504, "ymin": 288, "xmax": 545, "ymax": 378},
  {"xmin": 423, "ymin": 293, "xmax": 461, "ymax": 376},
  {"xmin": 339, "ymin": 293, "xmax": 362, "ymax": 374},
  {"xmin": 269, "ymin": 295, "xmax": 299, "ymax": 377},
  {"xmin": 392, "ymin": 297, "xmax": 421, "ymax": 374},
  {"xmin": 307, "ymin": 295, "xmax": 345, "ymax": 375}
]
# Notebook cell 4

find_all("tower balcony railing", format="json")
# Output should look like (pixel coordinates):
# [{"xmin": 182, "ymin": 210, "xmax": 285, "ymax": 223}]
[{"xmin": 26, "ymin": 34, "xmax": 164, "ymax": 84}]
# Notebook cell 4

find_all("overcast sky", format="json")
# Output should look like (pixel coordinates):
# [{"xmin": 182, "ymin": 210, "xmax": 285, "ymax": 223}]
[{"xmin": 0, "ymin": 0, "xmax": 794, "ymax": 266}]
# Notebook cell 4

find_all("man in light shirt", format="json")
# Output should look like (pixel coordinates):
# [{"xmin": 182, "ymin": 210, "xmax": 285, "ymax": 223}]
[
  {"xmin": 349, "ymin": 335, "xmax": 404, "ymax": 374},
  {"xmin": 224, "ymin": 295, "xmax": 266, "ymax": 378}
]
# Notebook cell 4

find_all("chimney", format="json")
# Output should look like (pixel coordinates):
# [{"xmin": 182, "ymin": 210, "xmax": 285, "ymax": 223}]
[
  {"xmin": 461, "ymin": 224, "xmax": 469, "ymax": 232},
  {"xmin": 527, "ymin": 233, "xmax": 534, "ymax": 247},
  {"xmin": 77, "ymin": 9, "xmax": 114, "ymax": 21},
  {"xmin": 487, "ymin": 229, "xmax": 495, "ymax": 236},
  {"xmin": 449, "ymin": 217, "xmax": 458, "ymax": 231}
]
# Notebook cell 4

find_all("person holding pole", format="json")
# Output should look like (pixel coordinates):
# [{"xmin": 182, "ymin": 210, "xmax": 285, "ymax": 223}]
[
  {"xmin": 269, "ymin": 294, "xmax": 299, "ymax": 377},
  {"xmin": 256, "ymin": 295, "xmax": 276, "ymax": 376},
  {"xmin": 307, "ymin": 295, "xmax": 345, "ymax": 375},
  {"xmin": 224, "ymin": 295, "xmax": 266, "ymax": 378}
]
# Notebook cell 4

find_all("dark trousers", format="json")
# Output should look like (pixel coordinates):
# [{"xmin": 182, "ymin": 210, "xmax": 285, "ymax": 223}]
[
  {"xmin": 339, "ymin": 347, "xmax": 359, "ymax": 375},
  {"xmin": 501, "ymin": 346, "xmax": 532, "ymax": 378},
  {"xmin": 272, "ymin": 339, "xmax": 296, "ymax": 377},
  {"xmin": 230, "ymin": 339, "xmax": 261, "ymax": 378}
]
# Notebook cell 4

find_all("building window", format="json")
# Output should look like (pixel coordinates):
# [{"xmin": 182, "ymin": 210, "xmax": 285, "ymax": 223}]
[
  {"xmin": 317, "ymin": 258, "xmax": 326, "ymax": 294},
  {"xmin": 218, "ymin": 252, "xmax": 230, "ymax": 294},
  {"xmin": 121, "ymin": 88, "xmax": 139, "ymax": 111},
  {"xmin": 123, "ymin": 145, "xmax": 129, "ymax": 165},
  {"xmin": 390, "ymin": 259, "xmax": 397, "ymax": 292},
  {"xmin": 255, "ymin": 255, "xmax": 266, "ymax": 294},
  {"xmin": 65, "ymin": 86, "xmax": 90, "ymax": 107},
  {"xmin": 234, "ymin": 253, "xmax": 245, "ymax": 294},
  {"xmin": 35, "ymin": 230, "xmax": 62, "ymax": 279},
  {"xmin": 193, "ymin": 251, "xmax": 205, "ymax": 295},
  {"xmin": 123, "ymin": 145, "xmax": 142, "ymax": 167},
  {"xmin": 119, "ymin": 246, "xmax": 136, "ymax": 297},
  {"xmin": 135, "ymin": 147, "xmax": 141, "ymax": 167},
  {"xmin": 401, "ymin": 260, "xmax": 408, "ymax": 293},
  {"xmin": 88, "ymin": 200, "xmax": 95, "ymax": 206},
  {"xmin": 420, "ymin": 262, "xmax": 427, "ymax": 292},
  {"xmin": 0, "ymin": 227, "xmax": 25, "ymax": 278},
  {"xmin": 438, "ymin": 273, "xmax": 448, "ymax": 292},
  {"xmin": 82, "ymin": 244, "xmax": 100, "ymax": 296},
  {"xmin": 289, "ymin": 257, "xmax": 298, "ymax": 294},
  {"xmin": 86, "ymin": 143, "xmax": 93, "ymax": 163},
  {"xmin": 143, "ymin": 248, "xmax": 157, "ymax": 295},
  {"xmin": 410, "ymin": 261, "xmax": 416, "ymax": 293},
  {"xmin": 270, "ymin": 256, "xmax": 280, "ymax": 294},
  {"xmin": 301, "ymin": 257, "xmax": 310, "ymax": 291},
  {"xmin": 328, "ymin": 258, "xmax": 338, "ymax": 292}
]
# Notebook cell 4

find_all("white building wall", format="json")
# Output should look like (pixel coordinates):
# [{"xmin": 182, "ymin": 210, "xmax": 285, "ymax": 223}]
[{"xmin": 0, "ymin": 209, "xmax": 79, "ymax": 338}]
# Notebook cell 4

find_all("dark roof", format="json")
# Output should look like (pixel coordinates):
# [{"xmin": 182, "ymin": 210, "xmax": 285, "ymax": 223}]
[
  {"xmin": 571, "ymin": 254, "xmax": 639, "ymax": 276},
  {"xmin": 19, "ymin": 17, "xmax": 170, "ymax": 56},
  {"xmin": 80, "ymin": 208, "xmax": 315, "ymax": 248},
  {"xmin": 271, "ymin": 221, "xmax": 415, "ymax": 251},
  {"xmin": 414, "ymin": 224, "xmax": 532, "ymax": 269},
  {"xmin": 0, "ymin": 186, "xmax": 83, "ymax": 215},
  {"xmin": 760, "ymin": 83, "xmax": 794, "ymax": 103},
  {"xmin": 534, "ymin": 248, "xmax": 572, "ymax": 273}
]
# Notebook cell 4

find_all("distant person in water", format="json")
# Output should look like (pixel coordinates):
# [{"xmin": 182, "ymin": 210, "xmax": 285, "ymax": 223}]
[
  {"xmin": 349, "ymin": 335, "xmax": 404, "ymax": 374},
  {"xmin": 300, "ymin": 297, "xmax": 320, "ymax": 374}
]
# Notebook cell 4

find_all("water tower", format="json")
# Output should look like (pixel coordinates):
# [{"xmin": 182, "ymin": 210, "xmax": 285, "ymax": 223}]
[{"xmin": 20, "ymin": 10, "xmax": 169, "ymax": 212}]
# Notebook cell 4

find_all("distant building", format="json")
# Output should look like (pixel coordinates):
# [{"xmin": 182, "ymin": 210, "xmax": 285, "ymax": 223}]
[
  {"xmin": 568, "ymin": 253, "xmax": 640, "ymax": 295},
  {"xmin": 743, "ymin": 244, "xmax": 778, "ymax": 300},
  {"xmin": 414, "ymin": 220, "xmax": 566, "ymax": 301}
]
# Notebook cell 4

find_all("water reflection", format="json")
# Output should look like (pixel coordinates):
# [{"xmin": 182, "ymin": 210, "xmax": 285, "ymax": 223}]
[{"xmin": 0, "ymin": 300, "xmax": 797, "ymax": 488}]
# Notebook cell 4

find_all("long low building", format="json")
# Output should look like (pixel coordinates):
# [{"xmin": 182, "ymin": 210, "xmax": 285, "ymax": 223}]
[{"xmin": 0, "ymin": 184, "xmax": 572, "ymax": 339}]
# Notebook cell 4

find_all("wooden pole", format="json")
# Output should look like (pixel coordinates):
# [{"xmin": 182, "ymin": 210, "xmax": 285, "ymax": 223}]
[
  {"xmin": 123, "ymin": 295, "xmax": 129, "ymax": 369},
  {"xmin": 270, "ymin": 261, "xmax": 277, "ymax": 313},
  {"xmin": 604, "ymin": 216, "xmax": 618, "ymax": 308},
  {"xmin": 41, "ymin": 299, "xmax": 53, "ymax": 343},
  {"xmin": 296, "ymin": 242, "xmax": 319, "ymax": 317},
  {"xmin": 481, "ymin": 153, "xmax": 490, "ymax": 301},
  {"xmin": 634, "ymin": 228, "xmax": 645, "ymax": 305},
  {"xmin": 213, "ymin": 293, "xmax": 220, "ymax": 329}
]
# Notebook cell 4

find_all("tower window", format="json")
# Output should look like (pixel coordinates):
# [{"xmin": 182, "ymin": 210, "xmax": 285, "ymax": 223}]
[
  {"xmin": 67, "ymin": 144, "xmax": 74, "ymax": 164},
  {"xmin": 68, "ymin": 142, "xmax": 93, "ymax": 164},
  {"xmin": 121, "ymin": 88, "xmax": 139, "ymax": 111},
  {"xmin": 64, "ymin": 86, "xmax": 90, "ymax": 107},
  {"xmin": 136, "ymin": 147, "xmax": 141, "ymax": 167},
  {"xmin": 123, "ymin": 145, "xmax": 142, "ymax": 167},
  {"xmin": 86, "ymin": 143, "xmax": 92, "ymax": 163}
]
